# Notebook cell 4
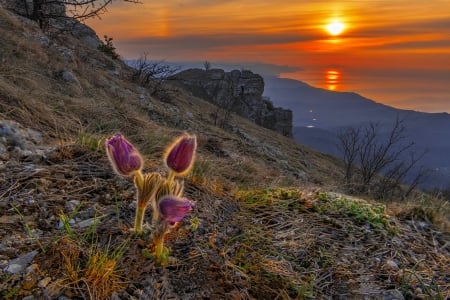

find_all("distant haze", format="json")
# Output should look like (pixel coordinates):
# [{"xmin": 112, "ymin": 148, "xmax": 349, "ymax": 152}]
[
  {"xmin": 86, "ymin": 1, "xmax": 450, "ymax": 114},
  {"xmin": 263, "ymin": 76, "xmax": 450, "ymax": 190}
]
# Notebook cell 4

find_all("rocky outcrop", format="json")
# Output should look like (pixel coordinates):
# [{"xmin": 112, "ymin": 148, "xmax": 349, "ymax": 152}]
[
  {"xmin": 173, "ymin": 68, "xmax": 292, "ymax": 137},
  {"xmin": 1, "ymin": 0, "xmax": 101, "ymax": 48},
  {"xmin": 0, "ymin": 119, "xmax": 46, "ymax": 161},
  {"xmin": 0, "ymin": 0, "xmax": 65, "ymax": 21}
]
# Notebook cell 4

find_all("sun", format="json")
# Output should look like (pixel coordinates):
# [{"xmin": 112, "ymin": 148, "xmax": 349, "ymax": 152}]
[{"xmin": 326, "ymin": 20, "xmax": 345, "ymax": 36}]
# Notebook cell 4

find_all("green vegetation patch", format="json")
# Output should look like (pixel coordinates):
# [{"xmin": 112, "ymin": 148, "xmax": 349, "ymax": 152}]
[
  {"xmin": 235, "ymin": 188, "xmax": 305, "ymax": 209},
  {"xmin": 314, "ymin": 192, "xmax": 390, "ymax": 230},
  {"xmin": 236, "ymin": 188, "xmax": 393, "ymax": 231}
]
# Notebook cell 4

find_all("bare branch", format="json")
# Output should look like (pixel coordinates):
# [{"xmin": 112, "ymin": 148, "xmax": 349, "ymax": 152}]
[{"xmin": 336, "ymin": 115, "xmax": 426, "ymax": 199}]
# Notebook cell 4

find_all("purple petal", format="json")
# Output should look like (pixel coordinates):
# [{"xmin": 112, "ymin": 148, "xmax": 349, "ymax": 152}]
[
  {"xmin": 105, "ymin": 134, "xmax": 143, "ymax": 176},
  {"xmin": 165, "ymin": 134, "xmax": 197, "ymax": 175},
  {"xmin": 159, "ymin": 196, "xmax": 195, "ymax": 224}
]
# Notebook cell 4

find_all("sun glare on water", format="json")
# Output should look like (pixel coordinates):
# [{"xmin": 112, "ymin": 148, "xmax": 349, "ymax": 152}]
[
  {"xmin": 325, "ymin": 69, "xmax": 341, "ymax": 90},
  {"xmin": 326, "ymin": 20, "xmax": 345, "ymax": 36}
]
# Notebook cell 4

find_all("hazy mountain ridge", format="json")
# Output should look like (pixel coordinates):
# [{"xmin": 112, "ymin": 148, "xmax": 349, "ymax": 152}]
[{"xmin": 264, "ymin": 76, "xmax": 450, "ymax": 190}]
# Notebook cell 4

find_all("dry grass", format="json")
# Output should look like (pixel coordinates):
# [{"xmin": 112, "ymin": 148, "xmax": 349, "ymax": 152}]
[
  {"xmin": 234, "ymin": 187, "xmax": 450, "ymax": 299},
  {"xmin": 44, "ymin": 237, "xmax": 126, "ymax": 300}
]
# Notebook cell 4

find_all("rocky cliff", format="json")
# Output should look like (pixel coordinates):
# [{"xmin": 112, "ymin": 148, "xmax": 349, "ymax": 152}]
[{"xmin": 172, "ymin": 68, "xmax": 293, "ymax": 137}]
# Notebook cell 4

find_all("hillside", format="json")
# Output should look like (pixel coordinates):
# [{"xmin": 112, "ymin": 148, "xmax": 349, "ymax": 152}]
[
  {"xmin": 264, "ymin": 76, "xmax": 450, "ymax": 190},
  {"xmin": 0, "ymin": 7, "xmax": 449, "ymax": 300}
]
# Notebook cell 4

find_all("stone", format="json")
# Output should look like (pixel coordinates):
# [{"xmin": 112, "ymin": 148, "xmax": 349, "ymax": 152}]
[
  {"xmin": 5, "ymin": 250, "xmax": 39, "ymax": 274},
  {"xmin": 383, "ymin": 259, "xmax": 400, "ymax": 271},
  {"xmin": 0, "ymin": 119, "xmax": 43, "ymax": 160},
  {"xmin": 38, "ymin": 277, "xmax": 52, "ymax": 288},
  {"xmin": 381, "ymin": 289, "xmax": 405, "ymax": 300},
  {"xmin": 65, "ymin": 200, "xmax": 81, "ymax": 212},
  {"xmin": 1, "ymin": 0, "xmax": 64, "ymax": 20},
  {"xmin": 60, "ymin": 70, "xmax": 79, "ymax": 85}
]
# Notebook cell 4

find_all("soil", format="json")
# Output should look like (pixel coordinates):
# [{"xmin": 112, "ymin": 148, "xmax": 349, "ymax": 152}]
[{"xmin": 1, "ymin": 143, "xmax": 449, "ymax": 299}]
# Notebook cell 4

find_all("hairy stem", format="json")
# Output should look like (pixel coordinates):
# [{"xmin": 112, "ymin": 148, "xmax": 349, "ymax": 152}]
[
  {"xmin": 167, "ymin": 170, "xmax": 175, "ymax": 185},
  {"xmin": 134, "ymin": 170, "xmax": 145, "ymax": 190},
  {"xmin": 134, "ymin": 203, "xmax": 147, "ymax": 234}
]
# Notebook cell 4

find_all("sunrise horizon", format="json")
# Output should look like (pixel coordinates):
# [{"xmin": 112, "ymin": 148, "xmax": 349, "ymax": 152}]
[{"xmin": 86, "ymin": 1, "xmax": 450, "ymax": 114}]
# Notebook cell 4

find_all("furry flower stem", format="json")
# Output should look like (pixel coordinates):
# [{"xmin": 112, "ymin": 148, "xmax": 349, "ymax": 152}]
[
  {"xmin": 133, "ymin": 170, "xmax": 145, "ymax": 191},
  {"xmin": 134, "ymin": 203, "xmax": 146, "ymax": 234},
  {"xmin": 151, "ymin": 196, "xmax": 194, "ymax": 264},
  {"xmin": 133, "ymin": 173, "xmax": 163, "ymax": 234},
  {"xmin": 167, "ymin": 170, "xmax": 176, "ymax": 185},
  {"xmin": 152, "ymin": 223, "xmax": 170, "ymax": 265}
]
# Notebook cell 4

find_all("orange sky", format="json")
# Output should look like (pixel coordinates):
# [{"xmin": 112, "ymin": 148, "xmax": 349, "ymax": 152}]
[{"xmin": 86, "ymin": 1, "xmax": 450, "ymax": 113}]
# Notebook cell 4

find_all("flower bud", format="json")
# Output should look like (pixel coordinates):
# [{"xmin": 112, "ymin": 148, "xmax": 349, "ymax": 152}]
[
  {"xmin": 158, "ymin": 196, "xmax": 195, "ymax": 226},
  {"xmin": 164, "ymin": 134, "xmax": 197, "ymax": 176},
  {"xmin": 105, "ymin": 133, "xmax": 143, "ymax": 176}
]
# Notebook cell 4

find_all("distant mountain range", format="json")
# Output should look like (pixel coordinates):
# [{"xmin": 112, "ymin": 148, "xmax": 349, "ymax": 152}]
[{"xmin": 263, "ymin": 76, "xmax": 450, "ymax": 190}]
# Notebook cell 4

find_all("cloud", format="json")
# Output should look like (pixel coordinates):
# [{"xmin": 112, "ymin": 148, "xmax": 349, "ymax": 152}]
[
  {"xmin": 123, "ymin": 32, "xmax": 315, "ymax": 50},
  {"xmin": 375, "ymin": 39, "xmax": 450, "ymax": 51}
]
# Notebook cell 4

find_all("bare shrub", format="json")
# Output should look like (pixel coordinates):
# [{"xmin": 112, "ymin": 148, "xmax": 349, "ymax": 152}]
[
  {"xmin": 130, "ymin": 53, "xmax": 180, "ymax": 98},
  {"xmin": 337, "ymin": 116, "xmax": 427, "ymax": 199}
]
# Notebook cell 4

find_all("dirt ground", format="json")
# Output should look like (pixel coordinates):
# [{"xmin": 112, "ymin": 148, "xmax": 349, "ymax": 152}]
[{"xmin": 1, "ymin": 143, "xmax": 449, "ymax": 299}]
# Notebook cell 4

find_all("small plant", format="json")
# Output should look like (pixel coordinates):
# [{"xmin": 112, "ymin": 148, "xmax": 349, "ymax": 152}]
[
  {"xmin": 57, "ymin": 237, "xmax": 127, "ymax": 300},
  {"xmin": 76, "ymin": 131, "xmax": 104, "ymax": 152},
  {"xmin": 236, "ymin": 188, "xmax": 304, "ymax": 209},
  {"xmin": 105, "ymin": 133, "xmax": 197, "ymax": 264},
  {"xmin": 190, "ymin": 216, "xmax": 200, "ymax": 232},
  {"xmin": 314, "ymin": 193, "xmax": 391, "ymax": 230},
  {"xmin": 98, "ymin": 35, "xmax": 119, "ymax": 59}
]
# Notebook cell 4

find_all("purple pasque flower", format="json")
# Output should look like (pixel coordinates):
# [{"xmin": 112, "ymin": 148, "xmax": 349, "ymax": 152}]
[
  {"xmin": 158, "ymin": 195, "xmax": 195, "ymax": 225},
  {"xmin": 105, "ymin": 133, "xmax": 143, "ymax": 176},
  {"xmin": 164, "ymin": 134, "xmax": 197, "ymax": 175}
]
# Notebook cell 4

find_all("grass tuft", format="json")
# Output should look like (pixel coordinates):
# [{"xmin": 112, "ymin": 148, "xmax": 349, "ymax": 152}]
[{"xmin": 51, "ymin": 237, "xmax": 127, "ymax": 300}]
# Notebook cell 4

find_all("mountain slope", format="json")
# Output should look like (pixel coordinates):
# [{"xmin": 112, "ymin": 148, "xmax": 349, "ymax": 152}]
[
  {"xmin": 264, "ymin": 76, "xmax": 450, "ymax": 190},
  {"xmin": 0, "ymin": 7, "xmax": 449, "ymax": 299}
]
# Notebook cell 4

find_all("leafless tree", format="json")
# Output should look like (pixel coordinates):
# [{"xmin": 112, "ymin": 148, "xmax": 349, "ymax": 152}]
[
  {"xmin": 203, "ymin": 61, "xmax": 211, "ymax": 71},
  {"xmin": 375, "ymin": 152, "xmax": 427, "ymax": 199},
  {"xmin": 337, "ymin": 116, "xmax": 426, "ymax": 198},
  {"xmin": 357, "ymin": 118, "xmax": 415, "ymax": 188},
  {"xmin": 16, "ymin": 0, "xmax": 139, "ymax": 28},
  {"xmin": 337, "ymin": 126, "xmax": 361, "ymax": 185},
  {"xmin": 130, "ymin": 53, "xmax": 180, "ymax": 97}
]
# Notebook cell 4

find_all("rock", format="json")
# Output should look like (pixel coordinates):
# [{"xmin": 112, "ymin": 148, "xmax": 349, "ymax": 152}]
[
  {"xmin": 293, "ymin": 170, "xmax": 309, "ymax": 181},
  {"xmin": 5, "ymin": 250, "xmax": 39, "ymax": 274},
  {"xmin": 173, "ymin": 68, "xmax": 292, "ymax": 137},
  {"xmin": 76, "ymin": 216, "xmax": 102, "ymax": 229},
  {"xmin": 65, "ymin": 200, "xmax": 81, "ymax": 212},
  {"xmin": 381, "ymin": 289, "xmax": 405, "ymax": 300},
  {"xmin": 38, "ymin": 276, "xmax": 52, "ymax": 288},
  {"xmin": 60, "ymin": 70, "xmax": 80, "ymax": 85},
  {"xmin": 383, "ymin": 259, "xmax": 399, "ymax": 271},
  {"xmin": 1, "ymin": 0, "xmax": 64, "ymax": 18},
  {"xmin": 0, "ymin": 119, "xmax": 44, "ymax": 160},
  {"xmin": 69, "ymin": 20, "xmax": 101, "ymax": 48},
  {"xmin": 4, "ymin": 262, "xmax": 23, "ymax": 274},
  {"xmin": 57, "ymin": 218, "xmax": 75, "ymax": 229}
]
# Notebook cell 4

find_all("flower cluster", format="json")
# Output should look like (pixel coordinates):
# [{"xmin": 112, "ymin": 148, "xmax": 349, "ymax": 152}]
[{"xmin": 105, "ymin": 133, "xmax": 197, "ymax": 264}]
